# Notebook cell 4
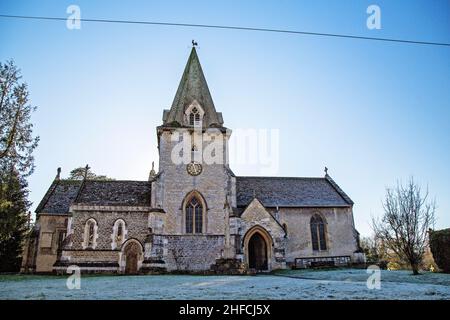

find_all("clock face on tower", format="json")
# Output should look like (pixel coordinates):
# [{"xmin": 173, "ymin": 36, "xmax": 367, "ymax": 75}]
[{"xmin": 186, "ymin": 161, "xmax": 203, "ymax": 176}]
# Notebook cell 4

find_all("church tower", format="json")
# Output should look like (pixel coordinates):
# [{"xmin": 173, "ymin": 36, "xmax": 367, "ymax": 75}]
[{"xmin": 150, "ymin": 47, "xmax": 234, "ymax": 269}]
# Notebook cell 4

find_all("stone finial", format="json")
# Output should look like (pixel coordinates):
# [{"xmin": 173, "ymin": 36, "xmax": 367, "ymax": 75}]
[
  {"xmin": 149, "ymin": 161, "xmax": 156, "ymax": 180},
  {"xmin": 324, "ymin": 166, "xmax": 329, "ymax": 176},
  {"xmin": 192, "ymin": 40, "xmax": 198, "ymax": 47},
  {"xmin": 56, "ymin": 167, "xmax": 61, "ymax": 180}
]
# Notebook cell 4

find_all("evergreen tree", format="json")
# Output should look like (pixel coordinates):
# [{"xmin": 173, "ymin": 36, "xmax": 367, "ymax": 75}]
[
  {"xmin": 0, "ymin": 167, "xmax": 30, "ymax": 272},
  {"xmin": 0, "ymin": 60, "xmax": 38, "ymax": 272}
]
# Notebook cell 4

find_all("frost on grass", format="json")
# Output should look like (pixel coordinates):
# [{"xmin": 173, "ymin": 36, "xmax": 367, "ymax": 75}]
[
  {"xmin": 275, "ymin": 268, "xmax": 450, "ymax": 286},
  {"xmin": 0, "ymin": 269, "xmax": 448, "ymax": 300}
]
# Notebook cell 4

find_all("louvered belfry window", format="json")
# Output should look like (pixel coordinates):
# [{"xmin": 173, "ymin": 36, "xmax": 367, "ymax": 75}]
[{"xmin": 189, "ymin": 107, "xmax": 201, "ymax": 126}]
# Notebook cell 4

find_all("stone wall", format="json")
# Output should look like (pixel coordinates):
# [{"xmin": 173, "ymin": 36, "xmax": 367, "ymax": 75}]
[
  {"xmin": 60, "ymin": 207, "xmax": 150, "ymax": 272},
  {"xmin": 68, "ymin": 208, "xmax": 149, "ymax": 250},
  {"xmin": 62, "ymin": 249, "xmax": 119, "ymax": 262},
  {"xmin": 34, "ymin": 199, "xmax": 360, "ymax": 273},
  {"xmin": 273, "ymin": 207, "xmax": 359, "ymax": 265},
  {"xmin": 34, "ymin": 214, "xmax": 68, "ymax": 273},
  {"xmin": 159, "ymin": 234, "xmax": 225, "ymax": 271},
  {"xmin": 54, "ymin": 249, "xmax": 121, "ymax": 274}
]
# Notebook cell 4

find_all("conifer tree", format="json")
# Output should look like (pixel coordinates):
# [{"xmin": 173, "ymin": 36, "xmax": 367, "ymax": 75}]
[
  {"xmin": 0, "ymin": 168, "xmax": 30, "ymax": 272},
  {"xmin": 0, "ymin": 60, "xmax": 38, "ymax": 272}
]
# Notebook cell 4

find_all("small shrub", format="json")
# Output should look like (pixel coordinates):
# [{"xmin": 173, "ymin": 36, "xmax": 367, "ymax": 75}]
[
  {"xmin": 377, "ymin": 260, "xmax": 388, "ymax": 270},
  {"xmin": 387, "ymin": 261, "xmax": 401, "ymax": 271}
]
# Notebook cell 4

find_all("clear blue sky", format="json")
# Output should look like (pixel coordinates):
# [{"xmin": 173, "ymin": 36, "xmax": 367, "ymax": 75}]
[{"xmin": 1, "ymin": 0, "xmax": 449, "ymax": 236}]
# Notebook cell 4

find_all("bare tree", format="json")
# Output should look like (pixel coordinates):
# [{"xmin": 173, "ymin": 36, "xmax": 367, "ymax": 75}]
[
  {"xmin": 372, "ymin": 178, "xmax": 435, "ymax": 275},
  {"xmin": 360, "ymin": 235, "xmax": 389, "ymax": 267}
]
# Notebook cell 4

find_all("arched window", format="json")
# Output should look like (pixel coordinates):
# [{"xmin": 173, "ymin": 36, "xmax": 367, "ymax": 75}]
[
  {"xmin": 88, "ymin": 222, "xmax": 95, "ymax": 246},
  {"xmin": 189, "ymin": 107, "xmax": 202, "ymax": 126},
  {"xmin": 117, "ymin": 223, "xmax": 123, "ymax": 243},
  {"xmin": 112, "ymin": 219, "xmax": 127, "ymax": 249},
  {"xmin": 185, "ymin": 102, "xmax": 204, "ymax": 127},
  {"xmin": 185, "ymin": 195, "xmax": 203, "ymax": 234},
  {"xmin": 310, "ymin": 215, "xmax": 327, "ymax": 251},
  {"xmin": 84, "ymin": 218, "xmax": 97, "ymax": 249}
]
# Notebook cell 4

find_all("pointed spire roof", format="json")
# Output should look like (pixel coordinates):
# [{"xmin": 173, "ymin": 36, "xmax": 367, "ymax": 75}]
[{"xmin": 163, "ymin": 47, "xmax": 223, "ymax": 127}]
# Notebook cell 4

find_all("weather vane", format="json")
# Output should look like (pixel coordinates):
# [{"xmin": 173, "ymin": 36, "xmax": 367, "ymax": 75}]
[{"xmin": 192, "ymin": 40, "xmax": 198, "ymax": 47}]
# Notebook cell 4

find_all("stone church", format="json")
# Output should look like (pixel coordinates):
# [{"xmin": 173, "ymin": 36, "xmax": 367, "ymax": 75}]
[{"xmin": 22, "ymin": 47, "xmax": 363, "ymax": 274}]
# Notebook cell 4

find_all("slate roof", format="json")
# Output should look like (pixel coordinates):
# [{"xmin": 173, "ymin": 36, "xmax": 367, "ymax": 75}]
[
  {"xmin": 236, "ymin": 176, "xmax": 353, "ymax": 208},
  {"xmin": 36, "ymin": 179, "xmax": 151, "ymax": 214},
  {"xmin": 163, "ymin": 47, "xmax": 223, "ymax": 127},
  {"xmin": 74, "ymin": 180, "xmax": 151, "ymax": 207},
  {"xmin": 35, "ymin": 180, "xmax": 82, "ymax": 214},
  {"xmin": 36, "ymin": 175, "xmax": 351, "ymax": 214}
]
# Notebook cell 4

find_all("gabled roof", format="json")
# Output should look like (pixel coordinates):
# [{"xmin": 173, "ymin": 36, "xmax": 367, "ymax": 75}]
[
  {"xmin": 236, "ymin": 176, "xmax": 353, "ymax": 208},
  {"xmin": 74, "ymin": 180, "xmax": 151, "ymax": 207},
  {"xmin": 324, "ymin": 174, "xmax": 354, "ymax": 205},
  {"xmin": 163, "ymin": 47, "xmax": 223, "ymax": 127},
  {"xmin": 36, "ymin": 179, "xmax": 151, "ymax": 214},
  {"xmin": 240, "ymin": 198, "xmax": 287, "ymax": 235},
  {"xmin": 35, "ymin": 180, "xmax": 82, "ymax": 214}
]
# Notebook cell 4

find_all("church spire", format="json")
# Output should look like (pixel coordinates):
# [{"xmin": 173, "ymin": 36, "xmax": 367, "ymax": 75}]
[{"xmin": 163, "ymin": 46, "xmax": 223, "ymax": 128}]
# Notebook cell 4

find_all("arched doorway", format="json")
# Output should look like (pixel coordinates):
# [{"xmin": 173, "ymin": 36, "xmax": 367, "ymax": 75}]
[
  {"xmin": 248, "ymin": 232, "xmax": 268, "ymax": 270},
  {"xmin": 123, "ymin": 241, "xmax": 141, "ymax": 274}
]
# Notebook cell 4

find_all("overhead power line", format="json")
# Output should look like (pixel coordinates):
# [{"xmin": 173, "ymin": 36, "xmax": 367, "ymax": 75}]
[{"xmin": 1, "ymin": 14, "xmax": 449, "ymax": 47}]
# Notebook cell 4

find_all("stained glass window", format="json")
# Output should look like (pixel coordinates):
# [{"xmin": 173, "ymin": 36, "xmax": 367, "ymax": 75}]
[
  {"xmin": 186, "ymin": 206, "xmax": 193, "ymax": 234},
  {"xmin": 310, "ymin": 215, "xmax": 327, "ymax": 251},
  {"xmin": 185, "ymin": 196, "xmax": 203, "ymax": 234},
  {"xmin": 195, "ymin": 205, "xmax": 202, "ymax": 233}
]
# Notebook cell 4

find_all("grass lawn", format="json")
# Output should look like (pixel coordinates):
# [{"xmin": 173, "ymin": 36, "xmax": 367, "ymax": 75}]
[{"xmin": 0, "ymin": 268, "xmax": 449, "ymax": 300}]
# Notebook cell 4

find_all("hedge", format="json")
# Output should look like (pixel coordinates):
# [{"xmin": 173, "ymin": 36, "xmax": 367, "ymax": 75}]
[{"xmin": 429, "ymin": 228, "xmax": 450, "ymax": 273}]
